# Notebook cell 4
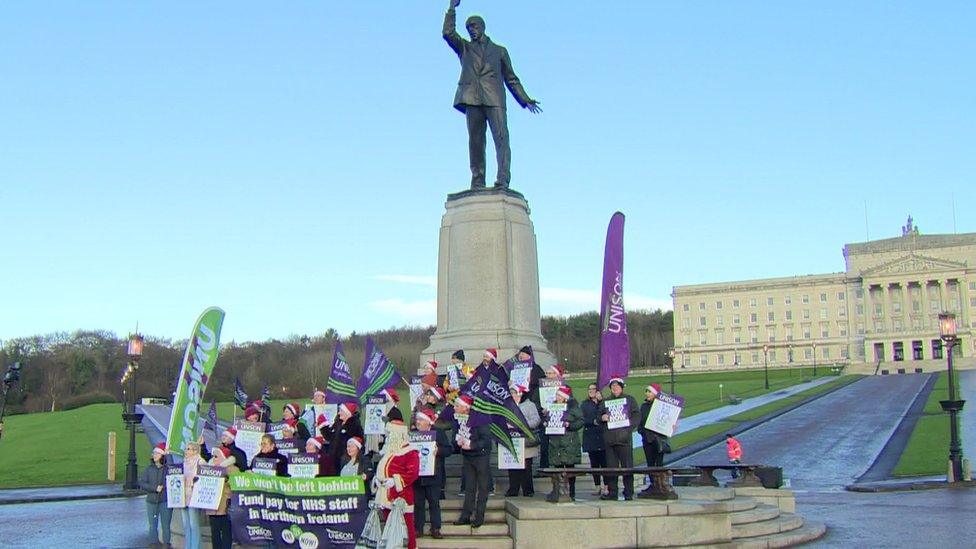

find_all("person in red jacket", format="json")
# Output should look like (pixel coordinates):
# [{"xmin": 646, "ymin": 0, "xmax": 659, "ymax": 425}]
[
  {"xmin": 726, "ymin": 433, "xmax": 743, "ymax": 478},
  {"xmin": 375, "ymin": 420, "xmax": 421, "ymax": 549}
]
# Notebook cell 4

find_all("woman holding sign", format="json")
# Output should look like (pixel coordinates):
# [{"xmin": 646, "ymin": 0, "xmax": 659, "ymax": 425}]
[
  {"xmin": 205, "ymin": 447, "xmax": 239, "ymax": 549},
  {"xmin": 638, "ymin": 384, "xmax": 667, "ymax": 497},
  {"xmin": 504, "ymin": 388, "xmax": 540, "ymax": 497},
  {"xmin": 544, "ymin": 386, "xmax": 584, "ymax": 501},
  {"xmin": 181, "ymin": 442, "xmax": 204, "ymax": 549}
]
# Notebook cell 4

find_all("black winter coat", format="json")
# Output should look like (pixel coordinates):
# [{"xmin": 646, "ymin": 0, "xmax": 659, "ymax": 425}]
[
  {"xmin": 324, "ymin": 414, "xmax": 365, "ymax": 470},
  {"xmin": 580, "ymin": 398, "xmax": 606, "ymax": 453}
]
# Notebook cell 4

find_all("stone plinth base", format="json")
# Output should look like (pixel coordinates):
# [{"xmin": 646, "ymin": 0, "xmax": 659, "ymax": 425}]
[{"xmin": 422, "ymin": 188, "xmax": 553, "ymax": 368}]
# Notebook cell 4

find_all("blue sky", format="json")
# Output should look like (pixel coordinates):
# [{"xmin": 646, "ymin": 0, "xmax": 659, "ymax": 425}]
[{"xmin": 2, "ymin": 1, "xmax": 973, "ymax": 344}]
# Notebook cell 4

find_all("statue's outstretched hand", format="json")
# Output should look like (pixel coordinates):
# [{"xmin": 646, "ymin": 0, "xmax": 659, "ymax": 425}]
[
  {"xmin": 449, "ymin": 0, "xmax": 460, "ymax": 9},
  {"xmin": 526, "ymin": 100, "xmax": 543, "ymax": 114}
]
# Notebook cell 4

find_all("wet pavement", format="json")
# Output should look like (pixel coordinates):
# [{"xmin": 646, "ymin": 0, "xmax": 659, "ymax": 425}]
[
  {"xmin": 673, "ymin": 374, "xmax": 931, "ymax": 489},
  {"xmin": 799, "ymin": 488, "xmax": 976, "ymax": 547},
  {"xmin": 0, "ymin": 483, "xmax": 125, "ymax": 505},
  {"xmin": 0, "ymin": 496, "xmax": 149, "ymax": 548},
  {"xmin": 959, "ymin": 369, "xmax": 975, "ymax": 462}
]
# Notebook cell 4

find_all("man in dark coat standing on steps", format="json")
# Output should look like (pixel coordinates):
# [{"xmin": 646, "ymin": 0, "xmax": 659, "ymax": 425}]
[
  {"xmin": 443, "ymin": 0, "xmax": 542, "ymax": 189},
  {"xmin": 452, "ymin": 395, "xmax": 493, "ymax": 528}
]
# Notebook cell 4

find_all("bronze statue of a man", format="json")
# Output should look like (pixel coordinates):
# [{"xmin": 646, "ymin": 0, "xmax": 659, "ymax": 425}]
[{"xmin": 443, "ymin": 0, "xmax": 542, "ymax": 190}]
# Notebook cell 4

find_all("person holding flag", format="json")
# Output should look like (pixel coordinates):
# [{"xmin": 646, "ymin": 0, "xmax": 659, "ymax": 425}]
[{"xmin": 451, "ymin": 394, "xmax": 492, "ymax": 528}]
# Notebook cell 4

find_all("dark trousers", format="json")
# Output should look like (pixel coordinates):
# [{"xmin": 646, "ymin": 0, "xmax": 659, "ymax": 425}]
[
  {"xmin": 604, "ymin": 443, "xmax": 634, "ymax": 497},
  {"xmin": 208, "ymin": 514, "xmax": 232, "ymax": 549},
  {"xmin": 538, "ymin": 433, "xmax": 550, "ymax": 469},
  {"xmin": 642, "ymin": 441, "xmax": 664, "ymax": 467},
  {"xmin": 414, "ymin": 482, "xmax": 442, "ymax": 533},
  {"xmin": 506, "ymin": 457, "xmax": 535, "ymax": 495},
  {"xmin": 466, "ymin": 105, "xmax": 511, "ymax": 187},
  {"xmin": 436, "ymin": 457, "xmax": 447, "ymax": 499},
  {"xmin": 461, "ymin": 453, "xmax": 490, "ymax": 522},
  {"xmin": 587, "ymin": 450, "xmax": 607, "ymax": 485}
]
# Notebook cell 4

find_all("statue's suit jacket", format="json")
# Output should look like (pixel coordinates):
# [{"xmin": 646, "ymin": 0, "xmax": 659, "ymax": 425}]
[{"xmin": 443, "ymin": 10, "xmax": 532, "ymax": 113}]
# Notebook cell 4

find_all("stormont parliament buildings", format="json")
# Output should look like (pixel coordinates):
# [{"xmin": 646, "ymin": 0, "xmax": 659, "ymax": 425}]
[{"xmin": 672, "ymin": 219, "xmax": 975, "ymax": 374}]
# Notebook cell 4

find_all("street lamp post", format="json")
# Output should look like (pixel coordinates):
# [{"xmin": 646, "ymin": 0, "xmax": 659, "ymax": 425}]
[
  {"xmin": 121, "ymin": 333, "xmax": 144, "ymax": 491},
  {"xmin": 788, "ymin": 344, "xmax": 793, "ymax": 376},
  {"xmin": 667, "ymin": 347, "xmax": 676, "ymax": 394},
  {"xmin": 938, "ymin": 313, "xmax": 966, "ymax": 482},
  {"xmin": 812, "ymin": 342, "xmax": 818, "ymax": 377},
  {"xmin": 763, "ymin": 344, "xmax": 770, "ymax": 390}
]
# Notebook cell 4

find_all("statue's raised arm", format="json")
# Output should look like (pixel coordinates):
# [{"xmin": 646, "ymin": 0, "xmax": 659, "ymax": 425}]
[{"xmin": 443, "ymin": 0, "xmax": 465, "ymax": 57}]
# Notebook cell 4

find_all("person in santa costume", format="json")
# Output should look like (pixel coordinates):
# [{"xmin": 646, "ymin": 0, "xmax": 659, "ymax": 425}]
[{"xmin": 374, "ymin": 419, "xmax": 421, "ymax": 549}]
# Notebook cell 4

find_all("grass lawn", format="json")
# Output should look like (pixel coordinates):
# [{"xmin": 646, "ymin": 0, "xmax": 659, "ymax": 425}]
[
  {"xmin": 0, "ymin": 366, "xmax": 842, "ymax": 489},
  {"xmin": 892, "ymin": 373, "xmax": 951, "ymax": 477},
  {"xmin": 0, "ymin": 403, "xmax": 152, "ymax": 489}
]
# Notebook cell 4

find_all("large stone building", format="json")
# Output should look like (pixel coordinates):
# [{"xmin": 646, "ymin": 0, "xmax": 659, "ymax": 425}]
[{"xmin": 672, "ymin": 220, "xmax": 975, "ymax": 372}]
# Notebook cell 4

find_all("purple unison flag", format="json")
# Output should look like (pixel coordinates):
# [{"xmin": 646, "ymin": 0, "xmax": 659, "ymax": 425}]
[
  {"xmin": 598, "ymin": 211, "xmax": 630, "ymax": 389},
  {"xmin": 356, "ymin": 337, "xmax": 404, "ymax": 404},
  {"xmin": 326, "ymin": 341, "xmax": 358, "ymax": 404},
  {"xmin": 206, "ymin": 401, "xmax": 218, "ymax": 432},
  {"xmin": 467, "ymin": 365, "xmax": 535, "ymax": 453},
  {"xmin": 234, "ymin": 378, "xmax": 248, "ymax": 410}
]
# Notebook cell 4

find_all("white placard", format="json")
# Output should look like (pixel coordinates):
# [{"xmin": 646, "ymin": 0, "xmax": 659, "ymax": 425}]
[
  {"xmin": 409, "ymin": 376, "xmax": 424, "ymax": 411},
  {"xmin": 645, "ymin": 392, "xmax": 685, "ymax": 438},
  {"xmin": 251, "ymin": 457, "xmax": 278, "ymax": 477},
  {"xmin": 605, "ymin": 398, "xmax": 631, "ymax": 430},
  {"xmin": 544, "ymin": 402, "xmax": 567, "ymax": 435},
  {"xmin": 510, "ymin": 367, "xmax": 532, "ymax": 393},
  {"xmin": 364, "ymin": 396, "xmax": 386, "ymax": 435},
  {"xmin": 233, "ymin": 420, "xmax": 266, "ymax": 464},
  {"xmin": 302, "ymin": 404, "xmax": 336, "ymax": 432},
  {"xmin": 410, "ymin": 432, "xmax": 437, "ymax": 477},
  {"xmin": 539, "ymin": 379, "xmax": 561, "ymax": 410},
  {"xmin": 498, "ymin": 435, "xmax": 525, "ymax": 470},
  {"xmin": 188, "ymin": 465, "xmax": 226, "ymax": 510},
  {"xmin": 165, "ymin": 466, "xmax": 185, "ymax": 509},
  {"xmin": 287, "ymin": 453, "xmax": 319, "ymax": 479},
  {"xmin": 454, "ymin": 413, "xmax": 471, "ymax": 448},
  {"xmin": 447, "ymin": 365, "xmax": 461, "ymax": 390}
]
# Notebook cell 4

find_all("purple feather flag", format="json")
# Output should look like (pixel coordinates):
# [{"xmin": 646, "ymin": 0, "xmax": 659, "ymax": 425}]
[
  {"xmin": 206, "ymin": 401, "xmax": 218, "ymax": 432},
  {"xmin": 598, "ymin": 212, "xmax": 630, "ymax": 389},
  {"xmin": 325, "ymin": 341, "xmax": 358, "ymax": 404},
  {"xmin": 356, "ymin": 337, "xmax": 404, "ymax": 404}
]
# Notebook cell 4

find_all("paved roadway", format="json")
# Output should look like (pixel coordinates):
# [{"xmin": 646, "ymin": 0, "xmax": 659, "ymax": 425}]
[
  {"xmin": 0, "ymin": 497, "xmax": 148, "ymax": 548},
  {"xmin": 673, "ymin": 374, "xmax": 931, "ymax": 489}
]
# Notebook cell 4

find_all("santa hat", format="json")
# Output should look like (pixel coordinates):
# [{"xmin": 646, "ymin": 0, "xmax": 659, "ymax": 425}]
[
  {"xmin": 284, "ymin": 402, "xmax": 302, "ymax": 417},
  {"xmin": 456, "ymin": 394, "xmax": 474, "ymax": 408},
  {"xmin": 214, "ymin": 446, "xmax": 235, "ymax": 467},
  {"xmin": 550, "ymin": 363, "xmax": 565, "ymax": 377},
  {"xmin": 424, "ymin": 360, "xmax": 438, "ymax": 372},
  {"xmin": 245, "ymin": 405, "xmax": 262, "ymax": 419},
  {"xmin": 221, "ymin": 427, "xmax": 238, "ymax": 441},
  {"xmin": 308, "ymin": 436, "xmax": 326, "ymax": 450},
  {"xmin": 429, "ymin": 386, "xmax": 446, "ymax": 401},
  {"xmin": 340, "ymin": 402, "xmax": 358, "ymax": 416},
  {"xmin": 646, "ymin": 383, "xmax": 662, "ymax": 396},
  {"xmin": 609, "ymin": 377, "xmax": 626, "ymax": 388},
  {"xmin": 382, "ymin": 388, "xmax": 400, "ymax": 404},
  {"xmin": 316, "ymin": 414, "xmax": 330, "ymax": 430},
  {"xmin": 483, "ymin": 348, "xmax": 497, "ymax": 361},
  {"xmin": 556, "ymin": 385, "xmax": 572, "ymax": 400},
  {"xmin": 312, "ymin": 389, "xmax": 327, "ymax": 400},
  {"xmin": 416, "ymin": 408, "xmax": 437, "ymax": 424},
  {"xmin": 153, "ymin": 442, "xmax": 167, "ymax": 456},
  {"xmin": 347, "ymin": 436, "xmax": 364, "ymax": 449}
]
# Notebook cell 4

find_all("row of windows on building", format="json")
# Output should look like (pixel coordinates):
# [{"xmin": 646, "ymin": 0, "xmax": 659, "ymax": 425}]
[
  {"xmin": 681, "ymin": 290, "xmax": 851, "ymax": 313},
  {"xmin": 684, "ymin": 345, "xmax": 848, "ymax": 367},
  {"xmin": 683, "ymin": 322, "xmax": 848, "ymax": 347}
]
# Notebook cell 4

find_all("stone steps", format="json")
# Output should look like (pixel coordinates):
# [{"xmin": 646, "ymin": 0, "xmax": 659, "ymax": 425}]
[
  {"xmin": 729, "ymin": 520, "xmax": 827, "ymax": 549},
  {"xmin": 732, "ymin": 513, "xmax": 805, "ymax": 540},
  {"xmin": 417, "ymin": 534, "xmax": 515, "ymax": 549},
  {"xmin": 439, "ymin": 522, "xmax": 511, "ymax": 536},
  {"xmin": 730, "ymin": 503, "xmax": 781, "ymax": 525}
]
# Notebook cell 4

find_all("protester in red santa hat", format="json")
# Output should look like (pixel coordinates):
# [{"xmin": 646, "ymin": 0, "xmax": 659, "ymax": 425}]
[
  {"xmin": 306, "ymin": 435, "xmax": 336, "ymax": 477},
  {"xmin": 452, "ymin": 394, "xmax": 493, "ymax": 528},
  {"xmin": 326, "ymin": 402, "xmax": 364, "ymax": 471},
  {"xmin": 383, "ymin": 388, "xmax": 404, "ymax": 422},
  {"xmin": 141, "ymin": 443, "xmax": 173, "ymax": 547},
  {"xmin": 637, "ymin": 383, "xmax": 667, "ymax": 497},
  {"xmin": 205, "ymin": 446, "xmax": 238, "ymax": 549},
  {"xmin": 282, "ymin": 402, "xmax": 311, "ymax": 443},
  {"xmin": 421, "ymin": 360, "xmax": 440, "ymax": 390},
  {"xmin": 412, "ymin": 408, "xmax": 451, "ymax": 539},
  {"xmin": 202, "ymin": 426, "xmax": 249, "ymax": 472},
  {"xmin": 244, "ymin": 404, "xmax": 263, "ymax": 424},
  {"xmin": 375, "ymin": 420, "xmax": 420, "ymax": 549}
]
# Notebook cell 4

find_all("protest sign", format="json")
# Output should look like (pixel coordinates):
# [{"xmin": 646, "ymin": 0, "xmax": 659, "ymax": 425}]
[
  {"xmin": 539, "ymin": 379, "xmax": 561, "ymax": 410},
  {"xmin": 277, "ymin": 438, "xmax": 300, "ymax": 457},
  {"xmin": 234, "ymin": 420, "xmax": 266, "ymax": 464},
  {"xmin": 267, "ymin": 421, "xmax": 288, "ymax": 441},
  {"xmin": 166, "ymin": 466, "xmax": 185, "ymax": 509},
  {"xmin": 252, "ymin": 457, "xmax": 279, "ymax": 477},
  {"xmin": 408, "ymin": 376, "xmax": 423, "ymax": 411},
  {"xmin": 189, "ymin": 464, "xmax": 226, "ymax": 510},
  {"xmin": 454, "ymin": 413, "xmax": 471, "ymax": 448},
  {"xmin": 645, "ymin": 392, "xmax": 685, "ymax": 437},
  {"xmin": 229, "ymin": 473, "xmax": 368, "ymax": 548},
  {"xmin": 363, "ymin": 396, "xmax": 386, "ymax": 435},
  {"xmin": 544, "ymin": 402, "xmax": 567, "ymax": 435},
  {"xmin": 498, "ymin": 433, "xmax": 525, "ymax": 470},
  {"xmin": 409, "ymin": 432, "xmax": 437, "ymax": 477},
  {"xmin": 288, "ymin": 453, "xmax": 319, "ymax": 479},
  {"xmin": 605, "ymin": 398, "xmax": 631, "ymax": 430},
  {"xmin": 446, "ymin": 365, "xmax": 461, "ymax": 390}
]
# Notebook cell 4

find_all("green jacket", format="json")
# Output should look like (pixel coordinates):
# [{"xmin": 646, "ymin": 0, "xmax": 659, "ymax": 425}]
[{"xmin": 547, "ymin": 399, "xmax": 584, "ymax": 466}]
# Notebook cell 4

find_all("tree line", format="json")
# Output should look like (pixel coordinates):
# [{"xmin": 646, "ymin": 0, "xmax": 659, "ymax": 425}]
[{"xmin": 0, "ymin": 309, "xmax": 672, "ymax": 414}]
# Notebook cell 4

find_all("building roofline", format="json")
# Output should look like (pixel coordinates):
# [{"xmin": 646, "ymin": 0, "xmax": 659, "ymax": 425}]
[{"xmin": 673, "ymin": 272, "xmax": 848, "ymax": 296}]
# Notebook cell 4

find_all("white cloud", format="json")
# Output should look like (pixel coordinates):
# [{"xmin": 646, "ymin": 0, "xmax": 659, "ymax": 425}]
[
  {"xmin": 368, "ymin": 298, "xmax": 436, "ymax": 322},
  {"xmin": 372, "ymin": 275, "xmax": 436, "ymax": 287}
]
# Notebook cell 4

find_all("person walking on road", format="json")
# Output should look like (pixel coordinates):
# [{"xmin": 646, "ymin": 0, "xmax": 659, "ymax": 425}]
[{"xmin": 726, "ymin": 434, "xmax": 743, "ymax": 478}]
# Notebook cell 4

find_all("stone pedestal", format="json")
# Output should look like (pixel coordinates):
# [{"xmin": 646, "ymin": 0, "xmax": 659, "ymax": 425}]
[{"xmin": 422, "ymin": 188, "xmax": 554, "ymax": 368}]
